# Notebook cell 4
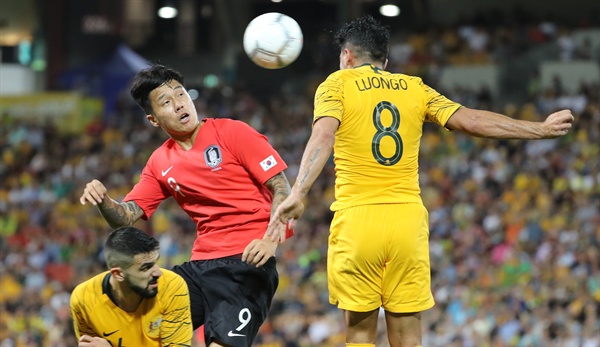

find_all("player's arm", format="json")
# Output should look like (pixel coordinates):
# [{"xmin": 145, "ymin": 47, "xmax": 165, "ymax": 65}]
[
  {"xmin": 265, "ymin": 116, "xmax": 338, "ymax": 243},
  {"xmin": 77, "ymin": 335, "xmax": 113, "ymax": 347},
  {"xmin": 96, "ymin": 200, "xmax": 143, "ymax": 229},
  {"xmin": 293, "ymin": 116, "xmax": 338, "ymax": 198},
  {"xmin": 70, "ymin": 289, "xmax": 97, "ymax": 340},
  {"xmin": 80, "ymin": 179, "xmax": 144, "ymax": 228},
  {"xmin": 264, "ymin": 172, "xmax": 292, "ymax": 221},
  {"xmin": 445, "ymin": 107, "xmax": 574, "ymax": 139},
  {"xmin": 243, "ymin": 171, "xmax": 292, "ymax": 266},
  {"xmin": 70, "ymin": 307, "xmax": 87, "ymax": 340},
  {"xmin": 160, "ymin": 274, "xmax": 193, "ymax": 347}
]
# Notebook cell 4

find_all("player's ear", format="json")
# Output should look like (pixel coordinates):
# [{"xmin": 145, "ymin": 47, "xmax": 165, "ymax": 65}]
[
  {"xmin": 109, "ymin": 267, "xmax": 125, "ymax": 281},
  {"xmin": 342, "ymin": 48, "xmax": 352, "ymax": 67},
  {"xmin": 146, "ymin": 114, "xmax": 160, "ymax": 128}
]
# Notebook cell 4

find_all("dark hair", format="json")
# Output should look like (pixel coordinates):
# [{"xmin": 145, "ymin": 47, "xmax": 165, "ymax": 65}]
[
  {"xmin": 130, "ymin": 64, "xmax": 185, "ymax": 115},
  {"xmin": 334, "ymin": 15, "xmax": 390, "ymax": 63},
  {"xmin": 104, "ymin": 226, "xmax": 160, "ymax": 269}
]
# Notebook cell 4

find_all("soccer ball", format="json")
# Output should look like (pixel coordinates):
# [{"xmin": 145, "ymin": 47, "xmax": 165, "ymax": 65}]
[{"xmin": 243, "ymin": 12, "xmax": 303, "ymax": 69}]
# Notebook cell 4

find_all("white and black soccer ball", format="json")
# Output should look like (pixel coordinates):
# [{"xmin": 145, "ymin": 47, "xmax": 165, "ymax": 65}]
[{"xmin": 243, "ymin": 12, "xmax": 303, "ymax": 69}]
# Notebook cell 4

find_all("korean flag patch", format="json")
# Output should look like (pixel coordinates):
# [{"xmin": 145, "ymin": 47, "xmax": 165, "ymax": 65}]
[{"xmin": 260, "ymin": 155, "xmax": 277, "ymax": 172}]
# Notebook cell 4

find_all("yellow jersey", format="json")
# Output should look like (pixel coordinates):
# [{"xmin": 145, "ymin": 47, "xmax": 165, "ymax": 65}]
[
  {"xmin": 70, "ymin": 269, "xmax": 192, "ymax": 347},
  {"xmin": 314, "ymin": 64, "xmax": 462, "ymax": 211}
]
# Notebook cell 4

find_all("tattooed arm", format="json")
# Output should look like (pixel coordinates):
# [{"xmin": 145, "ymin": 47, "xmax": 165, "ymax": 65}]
[
  {"xmin": 264, "ymin": 172, "xmax": 292, "ymax": 220},
  {"xmin": 291, "ymin": 116, "xmax": 338, "ymax": 198},
  {"xmin": 264, "ymin": 116, "xmax": 339, "ymax": 242},
  {"xmin": 97, "ymin": 199, "xmax": 144, "ymax": 229},
  {"xmin": 80, "ymin": 179, "xmax": 144, "ymax": 228},
  {"xmin": 242, "ymin": 171, "xmax": 293, "ymax": 266}
]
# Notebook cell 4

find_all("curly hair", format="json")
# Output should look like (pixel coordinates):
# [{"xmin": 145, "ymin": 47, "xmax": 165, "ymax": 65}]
[{"xmin": 334, "ymin": 15, "xmax": 390, "ymax": 63}]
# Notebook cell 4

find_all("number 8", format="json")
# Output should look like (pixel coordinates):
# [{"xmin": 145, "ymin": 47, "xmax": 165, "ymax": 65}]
[{"xmin": 372, "ymin": 101, "xmax": 403, "ymax": 166}]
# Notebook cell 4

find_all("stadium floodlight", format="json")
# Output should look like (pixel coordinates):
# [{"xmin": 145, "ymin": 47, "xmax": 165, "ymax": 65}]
[
  {"xmin": 158, "ymin": 0, "xmax": 178, "ymax": 19},
  {"xmin": 379, "ymin": 4, "xmax": 400, "ymax": 17}
]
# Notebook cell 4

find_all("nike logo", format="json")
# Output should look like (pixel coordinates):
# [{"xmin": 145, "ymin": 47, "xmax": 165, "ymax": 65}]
[
  {"xmin": 161, "ymin": 166, "xmax": 173, "ymax": 176},
  {"xmin": 103, "ymin": 330, "xmax": 119, "ymax": 337},
  {"xmin": 227, "ymin": 330, "xmax": 245, "ymax": 337}
]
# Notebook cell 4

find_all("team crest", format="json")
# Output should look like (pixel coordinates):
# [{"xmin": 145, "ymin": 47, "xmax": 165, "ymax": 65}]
[
  {"xmin": 146, "ymin": 315, "xmax": 163, "ymax": 337},
  {"xmin": 204, "ymin": 145, "xmax": 222, "ymax": 168}
]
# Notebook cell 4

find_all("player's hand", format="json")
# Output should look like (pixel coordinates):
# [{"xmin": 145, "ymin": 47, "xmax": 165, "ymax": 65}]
[
  {"xmin": 78, "ymin": 335, "xmax": 112, "ymax": 347},
  {"xmin": 266, "ymin": 194, "xmax": 304, "ymax": 243},
  {"xmin": 242, "ymin": 239, "xmax": 277, "ymax": 267},
  {"xmin": 542, "ymin": 109, "xmax": 574, "ymax": 138},
  {"xmin": 80, "ymin": 179, "xmax": 109, "ymax": 206}
]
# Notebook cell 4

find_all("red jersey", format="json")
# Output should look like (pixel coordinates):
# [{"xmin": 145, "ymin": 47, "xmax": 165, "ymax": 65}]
[{"xmin": 124, "ymin": 118, "xmax": 288, "ymax": 260}]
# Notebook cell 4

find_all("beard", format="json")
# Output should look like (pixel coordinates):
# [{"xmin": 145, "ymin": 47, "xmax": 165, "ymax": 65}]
[{"xmin": 125, "ymin": 276, "xmax": 159, "ymax": 299}]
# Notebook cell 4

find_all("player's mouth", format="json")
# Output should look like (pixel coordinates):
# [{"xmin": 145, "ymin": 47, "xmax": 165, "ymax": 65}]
[{"xmin": 179, "ymin": 113, "xmax": 190, "ymax": 123}]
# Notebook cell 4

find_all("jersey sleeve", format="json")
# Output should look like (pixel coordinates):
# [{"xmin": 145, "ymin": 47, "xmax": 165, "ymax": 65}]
[
  {"xmin": 160, "ymin": 271, "xmax": 193, "ymax": 347},
  {"xmin": 70, "ymin": 285, "xmax": 96, "ymax": 340},
  {"xmin": 123, "ymin": 162, "xmax": 170, "ymax": 220},
  {"xmin": 221, "ymin": 120, "xmax": 287, "ymax": 184},
  {"xmin": 314, "ymin": 72, "xmax": 344, "ymax": 123},
  {"xmin": 410, "ymin": 76, "xmax": 462, "ymax": 127}
]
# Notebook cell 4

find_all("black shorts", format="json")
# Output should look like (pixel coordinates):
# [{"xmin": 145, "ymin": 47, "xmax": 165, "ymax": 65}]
[{"xmin": 172, "ymin": 255, "xmax": 278, "ymax": 347}]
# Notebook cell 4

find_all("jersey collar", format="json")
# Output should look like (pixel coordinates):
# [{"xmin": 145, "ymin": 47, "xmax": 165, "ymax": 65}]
[
  {"xmin": 354, "ymin": 63, "xmax": 374, "ymax": 69},
  {"xmin": 102, "ymin": 272, "xmax": 118, "ymax": 305}
]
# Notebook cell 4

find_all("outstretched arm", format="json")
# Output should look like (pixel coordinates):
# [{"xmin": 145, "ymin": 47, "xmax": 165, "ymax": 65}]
[
  {"xmin": 242, "ymin": 171, "xmax": 292, "ymax": 267},
  {"xmin": 445, "ymin": 107, "xmax": 574, "ymax": 139},
  {"xmin": 292, "ymin": 116, "xmax": 339, "ymax": 198},
  {"xmin": 265, "ymin": 116, "xmax": 339, "ymax": 242},
  {"xmin": 80, "ymin": 179, "xmax": 144, "ymax": 228}
]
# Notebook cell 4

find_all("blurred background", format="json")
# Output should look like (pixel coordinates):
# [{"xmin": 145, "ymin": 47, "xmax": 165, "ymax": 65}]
[{"xmin": 0, "ymin": 0, "xmax": 599, "ymax": 346}]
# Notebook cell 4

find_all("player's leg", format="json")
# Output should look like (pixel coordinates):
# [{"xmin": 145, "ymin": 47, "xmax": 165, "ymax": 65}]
[
  {"xmin": 384, "ymin": 311, "xmax": 422, "ymax": 347},
  {"xmin": 381, "ymin": 203, "xmax": 433, "ymax": 347},
  {"xmin": 344, "ymin": 308, "xmax": 379, "ymax": 345},
  {"xmin": 328, "ymin": 205, "xmax": 387, "ymax": 345},
  {"xmin": 200, "ymin": 255, "xmax": 278, "ymax": 347}
]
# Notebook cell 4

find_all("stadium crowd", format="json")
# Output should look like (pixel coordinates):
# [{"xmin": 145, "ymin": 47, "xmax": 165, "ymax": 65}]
[{"xmin": 1, "ymin": 10, "xmax": 599, "ymax": 347}]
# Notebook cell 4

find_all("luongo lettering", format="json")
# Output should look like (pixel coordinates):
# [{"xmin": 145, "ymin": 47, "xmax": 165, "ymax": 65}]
[{"xmin": 355, "ymin": 76, "xmax": 408, "ymax": 91}]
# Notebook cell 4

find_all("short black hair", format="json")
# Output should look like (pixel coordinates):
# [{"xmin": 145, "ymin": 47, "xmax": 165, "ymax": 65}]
[
  {"xmin": 130, "ymin": 64, "xmax": 185, "ymax": 115},
  {"xmin": 334, "ymin": 15, "xmax": 390, "ymax": 63},
  {"xmin": 104, "ymin": 226, "xmax": 160, "ymax": 269}
]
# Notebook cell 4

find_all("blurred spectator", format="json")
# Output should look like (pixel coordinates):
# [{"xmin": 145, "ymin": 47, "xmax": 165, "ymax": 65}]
[{"xmin": 556, "ymin": 28, "xmax": 577, "ymax": 61}]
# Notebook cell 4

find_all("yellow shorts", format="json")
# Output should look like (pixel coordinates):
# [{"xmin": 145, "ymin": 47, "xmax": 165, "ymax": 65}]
[{"xmin": 328, "ymin": 203, "xmax": 434, "ymax": 313}]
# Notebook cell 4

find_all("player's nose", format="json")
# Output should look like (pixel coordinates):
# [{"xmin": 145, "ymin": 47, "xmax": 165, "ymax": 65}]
[{"xmin": 152, "ymin": 265, "xmax": 163, "ymax": 278}]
